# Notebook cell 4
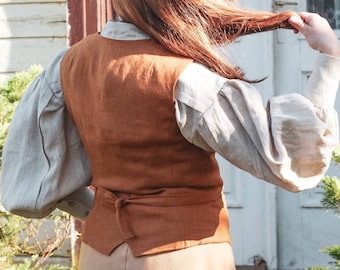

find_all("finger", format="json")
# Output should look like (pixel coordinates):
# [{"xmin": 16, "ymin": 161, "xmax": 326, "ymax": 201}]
[
  {"xmin": 288, "ymin": 15, "xmax": 305, "ymax": 32},
  {"xmin": 298, "ymin": 12, "xmax": 322, "ymax": 26},
  {"xmin": 298, "ymin": 12, "xmax": 313, "ymax": 23}
]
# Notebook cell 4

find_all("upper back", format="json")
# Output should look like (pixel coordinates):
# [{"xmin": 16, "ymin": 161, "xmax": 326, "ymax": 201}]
[{"xmin": 61, "ymin": 34, "xmax": 221, "ymax": 193}]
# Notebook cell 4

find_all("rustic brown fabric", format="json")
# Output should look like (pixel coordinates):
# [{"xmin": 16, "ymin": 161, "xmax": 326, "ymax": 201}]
[{"xmin": 60, "ymin": 34, "xmax": 231, "ymax": 256}]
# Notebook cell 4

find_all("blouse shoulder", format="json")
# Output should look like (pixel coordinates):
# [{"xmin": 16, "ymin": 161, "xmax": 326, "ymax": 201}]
[
  {"xmin": 44, "ymin": 49, "xmax": 67, "ymax": 101},
  {"xmin": 176, "ymin": 62, "xmax": 227, "ymax": 114}
]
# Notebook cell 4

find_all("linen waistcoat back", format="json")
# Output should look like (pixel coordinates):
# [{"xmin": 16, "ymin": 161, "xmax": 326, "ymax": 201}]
[{"xmin": 60, "ymin": 33, "xmax": 231, "ymax": 256}]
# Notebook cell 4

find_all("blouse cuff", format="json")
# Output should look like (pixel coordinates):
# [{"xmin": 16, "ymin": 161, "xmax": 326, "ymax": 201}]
[
  {"xmin": 303, "ymin": 53, "xmax": 340, "ymax": 108},
  {"xmin": 57, "ymin": 187, "xmax": 94, "ymax": 220}
]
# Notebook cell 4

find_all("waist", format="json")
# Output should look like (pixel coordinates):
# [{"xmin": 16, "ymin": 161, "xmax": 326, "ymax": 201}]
[
  {"xmin": 94, "ymin": 186, "xmax": 222, "ymax": 208},
  {"xmin": 82, "ymin": 186, "xmax": 230, "ymax": 256}
]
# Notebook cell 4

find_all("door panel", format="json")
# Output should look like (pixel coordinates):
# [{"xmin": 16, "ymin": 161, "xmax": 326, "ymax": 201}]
[
  {"xmin": 68, "ymin": 0, "xmax": 114, "ymax": 45},
  {"xmin": 220, "ymin": 1, "xmax": 279, "ymax": 267},
  {"xmin": 275, "ymin": 1, "xmax": 340, "ymax": 269}
]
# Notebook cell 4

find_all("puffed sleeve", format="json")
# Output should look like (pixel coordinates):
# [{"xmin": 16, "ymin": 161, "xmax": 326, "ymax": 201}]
[
  {"xmin": 1, "ymin": 50, "xmax": 93, "ymax": 219},
  {"xmin": 175, "ymin": 53, "xmax": 340, "ymax": 192}
]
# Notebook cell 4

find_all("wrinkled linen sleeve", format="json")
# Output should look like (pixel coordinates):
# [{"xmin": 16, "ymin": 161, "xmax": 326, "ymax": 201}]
[
  {"xmin": 175, "ymin": 54, "xmax": 340, "ymax": 192},
  {"xmin": 1, "ymin": 50, "xmax": 93, "ymax": 219}
]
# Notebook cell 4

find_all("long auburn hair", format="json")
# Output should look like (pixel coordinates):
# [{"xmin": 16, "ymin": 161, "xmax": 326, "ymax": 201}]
[{"xmin": 111, "ymin": 0, "xmax": 296, "ymax": 82}]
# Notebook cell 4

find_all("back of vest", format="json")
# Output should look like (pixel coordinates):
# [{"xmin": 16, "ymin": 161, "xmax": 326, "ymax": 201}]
[
  {"xmin": 61, "ymin": 34, "xmax": 222, "ymax": 193},
  {"xmin": 60, "ymin": 34, "xmax": 230, "ymax": 256}
]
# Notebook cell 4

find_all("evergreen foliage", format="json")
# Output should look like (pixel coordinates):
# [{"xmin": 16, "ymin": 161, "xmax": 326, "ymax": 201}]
[
  {"xmin": 321, "ymin": 176, "xmax": 340, "ymax": 216},
  {"xmin": 0, "ymin": 65, "xmax": 42, "ymax": 168},
  {"xmin": 309, "ymin": 146, "xmax": 340, "ymax": 269}
]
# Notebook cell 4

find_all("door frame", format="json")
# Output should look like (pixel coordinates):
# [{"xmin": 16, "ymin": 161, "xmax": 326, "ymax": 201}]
[{"xmin": 68, "ymin": 0, "xmax": 114, "ymax": 45}]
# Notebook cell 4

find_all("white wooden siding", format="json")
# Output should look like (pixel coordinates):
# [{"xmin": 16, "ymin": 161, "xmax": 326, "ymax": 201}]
[{"xmin": 0, "ymin": 0, "xmax": 68, "ymax": 82}]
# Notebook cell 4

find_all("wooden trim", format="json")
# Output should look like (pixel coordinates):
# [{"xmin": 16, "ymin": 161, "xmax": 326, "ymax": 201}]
[
  {"xmin": 106, "ymin": 0, "xmax": 115, "ymax": 22},
  {"xmin": 68, "ymin": 0, "xmax": 115, "ymax": 45},
  {"xmin": 97, "ymin": 0, "xmax": 115, "ymax": 31},
  {"xmin": 84, "ymin": 0, "xmax": 98, "ymax": 36}
]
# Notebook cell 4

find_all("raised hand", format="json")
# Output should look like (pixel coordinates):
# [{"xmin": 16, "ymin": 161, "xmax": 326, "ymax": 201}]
[{"xmin": 289, "ymin": 12, "xmax": 340, "ymax": 58}]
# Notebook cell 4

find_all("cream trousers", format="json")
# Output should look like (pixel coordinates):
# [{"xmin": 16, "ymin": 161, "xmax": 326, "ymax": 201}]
[{"xmin": 79, "ymin": 242, "xmax": 236, "ymax": 270}]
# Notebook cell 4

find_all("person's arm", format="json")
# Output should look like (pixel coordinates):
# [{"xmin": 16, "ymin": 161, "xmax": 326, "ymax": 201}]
[
  {"xmin": 289, "ymin": 12, "xmax": 340, "ymax": 58},
  {"xmin": 289, "ymin": 13, "xmax": 340, "ymax": 108},
  {"xmin": 1, "ymin": 50, "xmax": 93, "ymax": 219},
  {"xmin": 176, "ymin": 57, "xmax": 339, "ymax": 192},
  {"xmin": 175, "ymin": 13, "xmax": 340, "ymax": 191}
]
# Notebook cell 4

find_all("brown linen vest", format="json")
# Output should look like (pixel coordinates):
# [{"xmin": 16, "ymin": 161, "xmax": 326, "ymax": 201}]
[{"xmin": 60, "ymin": 33, "xmax": 231, "ymax": 256}]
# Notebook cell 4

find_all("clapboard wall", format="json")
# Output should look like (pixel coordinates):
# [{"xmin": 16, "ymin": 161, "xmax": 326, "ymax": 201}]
[{"xmin": 0, "ymin": 0, "xmax": 68, "ymax": 82}]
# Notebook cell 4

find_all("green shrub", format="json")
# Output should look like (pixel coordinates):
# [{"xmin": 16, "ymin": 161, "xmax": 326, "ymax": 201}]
[
  {"xmin": 321, "ymin": 176, "xmax": 340, "ymax": 216},
  {"xmin": 5, "ymin": 255, "xmax": 69, "ymax": 270},
  {"xmin": 308, "ymin": 146, "xmax": 340, "ymax": 270},
  {"xmin": 320, "ymin": 245, "xmax": 340, "ymax": 269},
  {"xmin": 0, "ymin": 65, "xmax": 43, "ymax": 168},
  {"xmin": 0, "ymin": 211, "xmax": 71, "ymax": 270}
]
